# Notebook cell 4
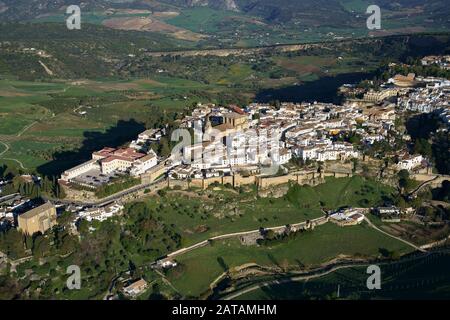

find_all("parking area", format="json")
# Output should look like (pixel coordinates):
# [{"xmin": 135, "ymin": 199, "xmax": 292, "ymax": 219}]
[{"xmin": 72, "ymin": 169, "xmax": 123, "ymax": 188}]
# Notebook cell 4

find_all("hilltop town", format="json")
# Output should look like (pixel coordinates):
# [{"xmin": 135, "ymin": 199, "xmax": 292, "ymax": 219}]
[
  {"xmin": 2, "ymin": 58, "xmax": 449, "ymax": 233},
  {"xmin": 55, "ymin": 69, "xmax": 449, "ymax": 200},
  {"xmin": 1, "ymin": 55, "xmax": 450, "ymax": 300}
]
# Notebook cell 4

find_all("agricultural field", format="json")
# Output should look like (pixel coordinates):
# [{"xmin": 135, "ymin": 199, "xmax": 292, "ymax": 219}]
[
  {"xmin": 0, "ymin": 49, "xmax": 378, "ymax": 175},
  {"xmin": 379, "ymin": 221, "xmax": 450, "ymax": 246},
  {"xmin": 0, "ymin": 76, "xmax": 229, "ymax": 175},
  {"xmin": 31, "ymin": 8, "xmax": 206, "ymax": 42}
]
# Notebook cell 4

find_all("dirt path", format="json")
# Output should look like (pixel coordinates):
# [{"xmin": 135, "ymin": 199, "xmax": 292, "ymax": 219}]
[
  {"xmin": 0, "ymin": 141, "xmax": 9, "ymax": 157},
  {"xmin": 0, "ymin": 108, "xmax": 53, "ymax": 169},
  {"xmin": 0, "ymin": 140, "xmax": 27, "ymax": 169},
  {"xmin": 364, "ymin": 216, "xmax": 426, "ymax": 252},
  {"xmin": 164, "ymin": 216, "xmax": 327, "ymax": 260},
  {"xmin": 38, "ymin": 61, "xmax": 54, "ymax": 76}
]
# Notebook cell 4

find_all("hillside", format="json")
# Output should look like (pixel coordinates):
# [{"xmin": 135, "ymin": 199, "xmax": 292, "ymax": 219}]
[{"xmin": 0, "ymin": 0, "xmax": 449, "ymax": 48}]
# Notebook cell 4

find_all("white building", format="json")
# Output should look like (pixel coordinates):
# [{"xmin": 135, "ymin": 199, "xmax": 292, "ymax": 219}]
[
  {"xmin": 130, "ymin": 151, "xmax": 158, "ymax": 176},
  {"xmin": 60, "ymin": 160, "xmax": 100, "ymax": 182},
  {"xmin": 397, "ymin": 155, "xmax": 423, "ymax": 171}
]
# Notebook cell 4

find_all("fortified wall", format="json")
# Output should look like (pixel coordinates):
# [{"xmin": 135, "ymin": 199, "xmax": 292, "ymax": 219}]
[{"xmin": 166, "ymin": 170, "xmax": 353, "ymax": 190}]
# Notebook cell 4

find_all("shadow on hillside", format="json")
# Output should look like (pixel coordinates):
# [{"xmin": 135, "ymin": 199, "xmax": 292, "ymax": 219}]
[
  {"xmin": 255, "ymin": 72, "xmax": 374, "ymax": 104},
  {"xmin": 37, "ymin": 119, "xmax": 145, "ymax": 177}
]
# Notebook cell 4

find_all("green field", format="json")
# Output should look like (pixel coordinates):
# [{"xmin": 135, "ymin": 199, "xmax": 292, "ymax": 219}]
[
  {"xmin": 0, "ymin": 76, "xmax": 222, "ymax": 174},
  {"xmin": 139, "ymin": 176, "xmax": 395, "ymax": 247},
  {"xmin": 0, "ymin": 140, "xmax": 64, "ymax": 168},
  {"xmin": 339, "ymin": 0, "xmax": 373, "ymax": 13},
  {"xmin": 287, "ymin": 176, "xmax": 395, "ymax": 210},
  {"xmin": 168, "ymin": 222, "xmax": 412, "ymax": 297},
  {"xmin": 166, "ymin": 8, "xmax": 250, "ymax": 34}
]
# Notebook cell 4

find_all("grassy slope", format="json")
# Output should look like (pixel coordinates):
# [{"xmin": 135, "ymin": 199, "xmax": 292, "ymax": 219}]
[
  {"xmin": 169, "ymin": 222, "xmax": 412, "ymax": 297},
  {"xmin": 147, "ymin": 177, "xmax": 395, "ymax": 246}
]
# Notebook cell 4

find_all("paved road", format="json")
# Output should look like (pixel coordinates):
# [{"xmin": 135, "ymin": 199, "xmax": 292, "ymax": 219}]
[
  {"xmin": 0, "ymin": 193, "xmax": 20, "ymax": 204},
  {"xmin": 159, "ymin": 214, "xmax": 421, "ymax": 264},
  {"xmin": 408, "ymin": 176, "xmax": 439, "ymax": 197},
  {"xmin": 223, "ymin": 261, "xmax": 371, "ymax": 300}
]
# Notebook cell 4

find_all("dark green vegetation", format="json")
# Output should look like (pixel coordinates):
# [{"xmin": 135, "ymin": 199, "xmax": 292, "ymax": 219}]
[
  {"xmin": 232, "ymin": 249, "xmax": 450, "ymax": 300},
  {"xmin": 0, "ymin": 177, "xmax": 405, "ymax": 299},
  {"xmin": 0, "ymin": 202, "xmax": 181, "ymax": 299},
  {"xmin": 0, "ymin": 23, "xmax": 190, "ymax": 80},
  {"xmin": 406, "ymin": 113, "xmax": 450, "ymax": 175},
  {"xmin": 168, "ymin": 223, "xmax": 412, "ymax": 298},
  {"xmin": 94, "ymin": 176, "xmax": 140, "ymax": 198},
  {"xmin": 0, "ymin": 165, "xmax": 65, "ymax": 198}
]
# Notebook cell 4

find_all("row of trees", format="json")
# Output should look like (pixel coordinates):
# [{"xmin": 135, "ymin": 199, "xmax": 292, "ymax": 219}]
[{"xmin": 1, "ymin": 175, "xmax": 65, "ymax": 199}]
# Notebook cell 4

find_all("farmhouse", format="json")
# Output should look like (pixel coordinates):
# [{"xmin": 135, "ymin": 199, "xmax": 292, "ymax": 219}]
[
  {"xmin": 123, "ymin": 278, "xmax": 148, "ymax": 297},
  {"xmin": 329, "ymin": 208, "xmax": 365, "ymax": 226}
]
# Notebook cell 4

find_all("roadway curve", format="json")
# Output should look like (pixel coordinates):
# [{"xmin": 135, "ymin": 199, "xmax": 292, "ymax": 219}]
[{"xmin": 408, "ymin": 176, "xmax": 439, "ymax": 197}]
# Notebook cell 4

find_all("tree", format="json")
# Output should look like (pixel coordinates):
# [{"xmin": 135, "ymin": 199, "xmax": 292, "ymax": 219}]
[
  {"xmin": 264, "ymin": 230, "xmax": 275, "ymax": 240},
  {"xmin": 0, "ymin": 275, "xmax": 22, "ymax": 299},
  {"xmin": 77, "ymin": 219, "xmax": 89, "ymax": 235},
  {"xmin": 352, "ymin": 158, "xmax": 358, "ymax": 173},
  {"xmin": 32, "ymin": 234, "xmax": 51, "ymax": 258},
  {"xmin": 158, "ymin": 137, "xmax": 171, "ymax": 157},
  {"xmin": 398, "ymin": 169, "xmax": 411, "ymax": 192},
  {"xmin": 413, "ymin": 138, "xmax": 432, "ymax": 158},
  {"xmin": 0, "ymin": 229, "xmax": 26, "ymax": 259}
]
